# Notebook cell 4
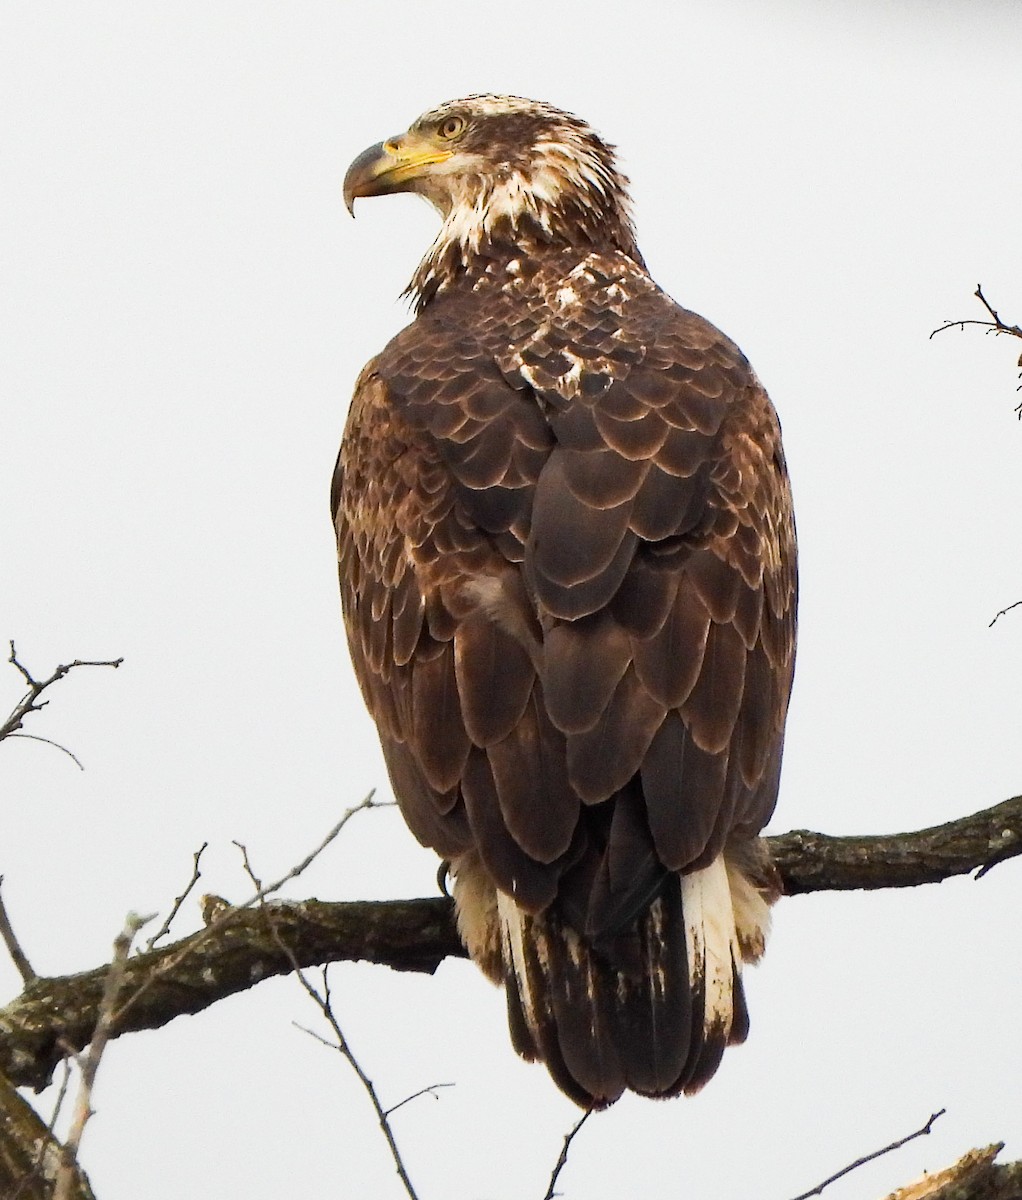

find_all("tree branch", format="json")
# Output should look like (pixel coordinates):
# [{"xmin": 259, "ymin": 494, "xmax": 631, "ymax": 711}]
[
  {"xmin": 0, "ymin": 794, "xmax": 1020, "ymax": 1093},
  {"xmin": 542, "ymin": 1109, "xmax": 592, "ymax": 1200},
  {"xmin": 52, "ymin": 912, "xmax": 153, "ymax": 1200},
  {"xmin": 886, "ymin": 1143, "xmax": 1022, "ymax": 1200},
  {"xmin": 0, "ymin": 1069, "xmax": 95, "ymax": 1200},
  {"xmin": 989, "ymin": 600, "xmax": 1022, "ymax": 628},
  {"xmin": 290, "ymin": 966, "xmax": 424, "ymax": 1200},
  {"xmin": 930, "ymin": 285, "xmax": 1022, "ymax": 344},
  {"xmin": 1, "ymin": 644, "xmax": 122, "ymax": 751},
  {"xmin": 772, "ymin": 794, "xmax": 1022, "ymax": 894},
  {"xmin": 789, "ymin": 1108, "xmax": 944, "ymax": 1200},
  {"xmin": 235, "ymin": 841, "xmax": 427, "ymax": 1200},
  {"xmin": 0, "ymin": 897, "xmax": 464, "ymax": 1091},
  {"xmin": 142, "ymin": 844, "xmax": 208, "ymax": 953},
  {"xmin": 0, "ymin": 878, "xmax": 37, "ymax": 985},
  {"xmin": 930, "ymin": 285, "xmax": 1022, "ymax": 415}
]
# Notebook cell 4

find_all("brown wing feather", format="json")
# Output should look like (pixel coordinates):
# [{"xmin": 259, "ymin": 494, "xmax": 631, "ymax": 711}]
[
  {"xmin": 334, "ymin": 252, "xmax": 796, "ymax": 1105},
  {"xmin": 334, "ymin": 272, "xmax": 795, "ymax": 911}
]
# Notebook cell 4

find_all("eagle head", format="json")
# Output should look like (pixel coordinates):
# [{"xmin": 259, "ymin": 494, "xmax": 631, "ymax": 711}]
[{"xmin": 343, "ymin": 95, "xmax": 641, "ymax": 298}]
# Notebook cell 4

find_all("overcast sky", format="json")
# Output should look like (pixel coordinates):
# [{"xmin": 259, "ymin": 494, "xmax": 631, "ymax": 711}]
[{"xmin": 2, "ymin": 2, "xmax": 1021, "ymax": 1198}]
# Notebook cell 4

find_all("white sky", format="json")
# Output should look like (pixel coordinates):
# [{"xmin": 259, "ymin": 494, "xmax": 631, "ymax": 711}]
[{"xmin": 2, "ymin": 2, "xmax": 1021, "ymax": 1197}]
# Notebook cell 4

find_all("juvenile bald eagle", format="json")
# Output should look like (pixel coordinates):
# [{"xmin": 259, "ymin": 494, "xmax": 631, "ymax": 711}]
[{"xmin": 337, "ymin": 95, "xmax": 797, "ymax": 1108}]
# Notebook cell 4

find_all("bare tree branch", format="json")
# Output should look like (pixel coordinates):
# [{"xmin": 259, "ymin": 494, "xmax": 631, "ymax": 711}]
[
  {"xmin": 989, "ymin": 600, "xmax": 1022, "ymax": 629},
  {"xmin": 1, "ymin": 795, "xmax": 1020, "ymax": 1093},
  {"xmin": 886, "ymin": 1143, "xmax": 1022, "ymax": 1200},
  {"xmin": 930, "ymin": 285, "xmax": 1022, "ymax": 415},
  {"xmin": 930, "ymin": 285, "xmax": 1022, "ymax": 344},
  {"xmin": 0, "ymin": 1067, "xmax": 94, "ymax": 1200},
  {"xmin": 16, "ymin": 1059, "xmax": 73, "ymax": 1200},
  {"xmin": 143, "ymin": 844, "xmax": 208, "ymax": 953},
  {"xmin": 931, "ymin": 287, "xmax": 1021, "ymax": 632},
  {"xmin": 294, "ymin": 969, "xmax": 424, "ymax": 1200},
  {"xmin": 1, "ymin": 643, "xmax": 122, "ymax": 756},
  {"xmin": 1, "ymin": 733, "xmax": 85, "ymax": 770},
  {"xmin": 52, "ymin": 912, "xmax": 153, "ymax": 1200},
  {"xmin": 788, "ymin": 1108, "xmax": 944, "ymax": 1200},
  {"xmin": 0, "ymin": 877, "xmax": 37, "ymax": 985},
  {"xmin": 0, "ymin": 895, "xmax": 463, "ymax": 1091},
  {"xmin": 109, "ymin": 793, "xmax": 383, "ymax": 1030},
  {"xmin": 542, "ymin": 1109, "xmax": 592, "ymax": 1200},
  {"xmin": 772, "ymin": 794, "xmax": 1022, "ymax": 894},
  {"xmin": 382, "ymin": 1083, "xmax": 454, "ymax": 1120},
  {"xmin": 235, "ymin": 841, "xmax": 426, "ymax": 1200}
]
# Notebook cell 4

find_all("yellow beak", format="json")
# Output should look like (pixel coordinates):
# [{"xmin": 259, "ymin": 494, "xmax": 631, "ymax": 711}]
[{"xmin": 343, "ymin": 134, "xmax": 455, "ymax": 215}]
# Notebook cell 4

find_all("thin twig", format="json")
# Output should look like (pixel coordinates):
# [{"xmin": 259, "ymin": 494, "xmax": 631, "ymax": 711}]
[
  {"xmin": 233, "ymin": 840, "xmax": 262, "ymax": 891},
  {"xmin": 235, "ymin": 792, "xmax": 385, "ymax": 903},
  {"xmin": 112, "ymin": 792, "xmax": 381, "ymax": 1025},
  {"xmin": 931, "ymin": 284, "xmax": 1022, "ymax": 410},
  {"xmin": 1, "ymin": 642, "xmax": 122, "ymax": 749},
  {"xmin": 383, "ymin": 1082, "xmax": 454, "ymax": 1119},
  {"xmin": 236, "ymin": 831, "xmax": 424, "ymax": 1200},
  {"xmin": 44, "ymin": 1065, "xmax": 74, "ymax": 1182},
  {"xmin": 46, "ymin": 1059, "xmax": 74, "ymax": 1150},
  {"xmin": 0, "ymin": 876, "xmax": 37, "ymax": 983},
  {"xmin": 292, "ymin": 967, "xmax": 422, "ymax": 1200},
  {"xmin": 144, "ymin": 843, "xmax": 209, "ymax": 952},
  {"xmin": 52, "ymin": 911, "xmax": 154, "ymax": 1200},
  {"xmin": 974, "ymin": 285, "xmax": 1022, "ymax": 336},
  {"xmin": 291, "ymin": 1021, "xmax": 336, "ymax": 1050},
  {"xmin": 2, "ymin": 732, "xmax": 85, "ymax": 769},
  {"xmin": 542, "ymin": 1109, "xmax": 593, "ymax": 1200},
  {"xmin": 930, "ymin": 285, "xmax": 1022, "ymax": 342},
  {"xmin": 788, "ymin": 1108, "xmax": 945, "ymax": 1200},
  {"xmin": 989, "ymin": 600, "xmax": 1022, "ymax": 628}
]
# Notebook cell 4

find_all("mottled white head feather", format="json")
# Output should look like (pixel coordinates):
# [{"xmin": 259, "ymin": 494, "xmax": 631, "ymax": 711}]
[{"xmin": 403, "ymin": 94, "xmax": 640, "ymax": 303}]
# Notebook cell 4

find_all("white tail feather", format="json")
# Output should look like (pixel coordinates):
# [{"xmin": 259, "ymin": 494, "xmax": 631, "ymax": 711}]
[
  {"xmin": 497, "ymin": 891, "xmax": 540, "ymax": 1036},
  {"xmin": 725, "ymin": 855, "xmax": 773, "ymax": 962},
  {"xmin": 681, "ymin": 856, "xmax": 740, "ymax": 1043},
  {"xmin": 483, "ymin": 853, "xmax": 756, "ymax": 1104}
]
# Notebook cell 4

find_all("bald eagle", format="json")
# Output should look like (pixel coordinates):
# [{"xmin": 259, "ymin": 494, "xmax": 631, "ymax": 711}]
[{"xmin": 337, "ymin": 95, "xmax": 797, "ymax": 1108}]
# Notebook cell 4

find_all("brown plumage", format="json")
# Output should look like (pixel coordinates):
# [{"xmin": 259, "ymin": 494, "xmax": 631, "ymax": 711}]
[{"xmin": 335, "ymin": 95, "xmax": 797, "ymax": 1107}]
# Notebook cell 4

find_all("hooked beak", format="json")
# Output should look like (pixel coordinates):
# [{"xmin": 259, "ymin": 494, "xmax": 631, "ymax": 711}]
[{"xmin": 343, "ymin": 133, "xmax": 455, "ymax": 215}]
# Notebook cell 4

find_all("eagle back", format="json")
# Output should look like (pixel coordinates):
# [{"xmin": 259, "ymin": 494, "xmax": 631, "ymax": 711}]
[{"xmin": 333, "ymin": 243, "xmax": 796, "ymax": 927}]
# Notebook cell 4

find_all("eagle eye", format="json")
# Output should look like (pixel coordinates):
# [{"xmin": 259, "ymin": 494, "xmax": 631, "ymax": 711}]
[{"xmin": 437, "ymin": 115, "xmax": 467, "ymax": 141}]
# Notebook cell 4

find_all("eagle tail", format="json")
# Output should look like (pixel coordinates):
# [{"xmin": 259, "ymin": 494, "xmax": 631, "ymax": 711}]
[{"xmin": 497, "ymin": 856, "xmax": 752, "ymax": 1108}]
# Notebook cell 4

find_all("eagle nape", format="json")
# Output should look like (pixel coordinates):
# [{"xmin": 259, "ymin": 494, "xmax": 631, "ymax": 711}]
[{"xmin": 334, "ymin": 94, "xmax": 797, "ymax": 1108}]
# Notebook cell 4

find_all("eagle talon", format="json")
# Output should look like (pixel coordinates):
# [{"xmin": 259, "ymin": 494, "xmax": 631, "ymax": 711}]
[{"xmin": 436, "ymin": 859, "xmax": 452, "ymax": 898}]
